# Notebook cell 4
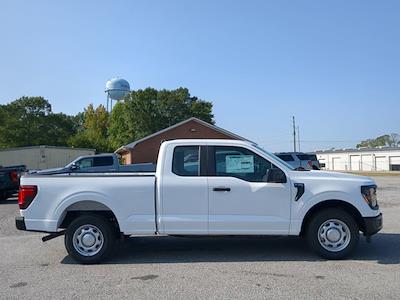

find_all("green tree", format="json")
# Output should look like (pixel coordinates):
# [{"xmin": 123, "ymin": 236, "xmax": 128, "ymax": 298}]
[
  {"xmin": 0, "ymin": 96, "xmax": 77, "ymax": 148},
  {"xmin": 68, "ymin": 104, "xmax": 111, "ymax": 152},
  {"xmin": 108, "ymin": 102, "xmax": 132, "ymax": 150},
  {"xmin": 108, "ymin": 87, "xmax": 214, "ymax": 148},
  {"xmin": 45, "ymin": 113, "xmax": 78, "ymax": 146},
  {"xmin": 356, "ymin": 133, "xmax": 400, "ymax": 148},
  {"xmin": 0, "ymin": 88, "xmax": 214, "ymax": 152}
]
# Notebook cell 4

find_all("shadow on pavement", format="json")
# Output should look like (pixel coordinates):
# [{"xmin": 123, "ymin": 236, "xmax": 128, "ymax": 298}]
[{"xmin": 61, "ymin": 232, "xmax": 400, "ymax": 265}]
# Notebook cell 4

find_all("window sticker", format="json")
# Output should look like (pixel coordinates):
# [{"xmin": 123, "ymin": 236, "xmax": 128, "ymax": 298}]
[{"xmin": 226, "ymin": 155, "xmax": 254, "ymax": 173}]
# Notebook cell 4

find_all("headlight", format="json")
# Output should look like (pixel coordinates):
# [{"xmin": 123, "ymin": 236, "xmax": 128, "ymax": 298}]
[{"xmin": 361, "ymin": 185, "xmax": 378, "ymax": 209}]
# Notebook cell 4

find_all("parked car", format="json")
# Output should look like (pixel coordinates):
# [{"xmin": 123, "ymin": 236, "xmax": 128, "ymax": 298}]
[
  {"xmin": 0, "ymin": 165, "xmax": 26, "ymax": 199},
  {"xmin": 275, "ymin": 152, "xmax": 320, "ymax": 170},
  {"xmin": 29, "ymin": 153, "xmax": 156, "ymax": 175},
  {"xmin": 16, "ymin": 139, "xmax": 382, "ymax": 263}
]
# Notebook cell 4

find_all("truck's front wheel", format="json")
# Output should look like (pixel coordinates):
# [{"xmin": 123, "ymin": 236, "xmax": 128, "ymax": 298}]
[
  {"xmin": 65, "ymin": 214, "xmax": 115, "ymax": 264},
  {"xmin": 306, "ymin": 208, "xmax": 359, "ymax": 259}
]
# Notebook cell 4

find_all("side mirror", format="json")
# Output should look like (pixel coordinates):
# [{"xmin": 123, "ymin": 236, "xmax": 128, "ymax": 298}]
[
  {"xmin": 266, "ymin": 168, "xmax": 286, "ymax": 183},
  {"xmin": 69, "ymin": 163, "xmax": 80, "ymax": 171}
]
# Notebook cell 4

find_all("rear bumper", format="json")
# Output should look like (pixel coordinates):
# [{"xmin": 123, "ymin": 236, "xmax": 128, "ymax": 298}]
[
  {"xmin": 15, "ymin": 216, "xmax": 26, "ymax": 231},
  {"xmin": 15, "ymin": 216, "xmax": 58, "ymax": 233},
  {"xmin": 363, "ymin": 213, "xmax": 383, "ymax": 236}
]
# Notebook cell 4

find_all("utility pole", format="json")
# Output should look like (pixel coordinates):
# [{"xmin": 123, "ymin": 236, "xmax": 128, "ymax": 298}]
[
  {"xmin": 297, "ymin": 126, "xmax": 300, "ymax": 152},
  {"xmin": 292, "ymin": 116, "xmax": 297, "ymax": 152}
]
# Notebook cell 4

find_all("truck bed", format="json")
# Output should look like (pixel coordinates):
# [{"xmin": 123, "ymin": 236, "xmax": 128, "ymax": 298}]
[{"xmin": 20, "ymin": 173, "xmax": 157, "ymax": 234}]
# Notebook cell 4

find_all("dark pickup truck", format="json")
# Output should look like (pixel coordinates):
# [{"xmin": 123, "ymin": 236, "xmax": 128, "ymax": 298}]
[
  {"xmin": 0, "ymin": 165, "xmax": 26, "ymax": 199},
  {"xmin": 30, "ymin": 153, "xmax": 156, "ymax": 175}
]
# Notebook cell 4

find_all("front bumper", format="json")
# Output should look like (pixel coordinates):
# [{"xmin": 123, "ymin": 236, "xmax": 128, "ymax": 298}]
[
  {"xmin": 15, "ymin": 216, "xmax": 26, "ymax": 231},
  {"xmin": 363, "ymin": 213, "xmax": 383, "ymax": 236}
]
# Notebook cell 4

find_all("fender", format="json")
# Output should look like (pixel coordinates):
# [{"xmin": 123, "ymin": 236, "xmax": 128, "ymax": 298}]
[
  {"xmin": 53, "ymin": 191, "xmax": 122, "ymax": 229},
  {"xmin": 289, "ymin": 190, "xmax": 369, "ymax": 235}
]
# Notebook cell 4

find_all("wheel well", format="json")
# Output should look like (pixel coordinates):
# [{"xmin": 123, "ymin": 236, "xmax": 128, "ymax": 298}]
[
  {"xmin": 300, "ymin": 200, "xmax": 365, "ymax": 235},
  {"xmin": 59, "ymin": 201, "xmax": 121, "ymax": 235}
]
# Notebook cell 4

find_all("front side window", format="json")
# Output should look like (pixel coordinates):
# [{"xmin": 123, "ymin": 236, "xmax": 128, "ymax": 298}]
[
  {"xmin": 76, "ymin": 158, "xmax": 93, "ymax": 169},
  {"xmin": 172, "ymin": 146, "xmax": 200, "ymax": 176},
  {"xmin": 253, "ymin": 145, "xmax": 295, "ymax": 171},
  {"xmin": 214, "ymin": 146, "xmax": 273, "ymax": 182}
]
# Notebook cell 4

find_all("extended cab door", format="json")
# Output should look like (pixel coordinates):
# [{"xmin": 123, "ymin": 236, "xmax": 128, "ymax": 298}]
[
  {"xmin": 207, "ymin": 146, "xmax": 291, "ymax": 235},
  {"xmin": 159, "ymin": 145, "xmax": 209, "ymax": 234}
]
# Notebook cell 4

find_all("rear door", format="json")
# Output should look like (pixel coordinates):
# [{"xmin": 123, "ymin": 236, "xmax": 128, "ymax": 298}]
[
  {"xmin": 160, "ymin": 145, "xmax": 209, "ymax": 234},
  {"xmin": 207, "ymin": 146, "xmax": 291, "ymax": 235}
]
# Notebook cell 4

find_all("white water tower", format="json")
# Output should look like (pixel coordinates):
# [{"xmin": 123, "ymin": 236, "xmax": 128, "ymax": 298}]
[{"xmin": 105, "ymin": 77, "xmax": 130, "ymax": 111}]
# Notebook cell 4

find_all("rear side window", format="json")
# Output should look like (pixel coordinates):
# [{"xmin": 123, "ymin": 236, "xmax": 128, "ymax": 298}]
[
  {"xmin": 93, "ymin": 156, "xmax": 114, "ymax": 167},
  {"xmin": 172, "ymin": 146, "xmax": 200, "ymax": 176},
  {"xmin": 308, "ymin": 155, "xmax": 318, "ymax": 161},
  {"xmin": 296, "ymin": 154, "xmax": 311, "ymax": 160},
  {"xmin": 277, "ymin": 154, "xmax": 294, "ymax": 162}
]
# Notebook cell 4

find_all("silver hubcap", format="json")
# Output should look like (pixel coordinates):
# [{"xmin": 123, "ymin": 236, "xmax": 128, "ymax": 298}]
[
  {"xmin": 73, "ymin": 224, "xmax": 104, "ymax": 257},
  {"xmin": 318, "ymin": 219, "xmax": 351, "ymax": 252}
]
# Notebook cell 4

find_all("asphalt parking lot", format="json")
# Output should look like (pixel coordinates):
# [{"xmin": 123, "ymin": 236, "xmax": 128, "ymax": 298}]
[{"xmin": 1, "ymin": 176, "xmax": 399, "ymax": 299}]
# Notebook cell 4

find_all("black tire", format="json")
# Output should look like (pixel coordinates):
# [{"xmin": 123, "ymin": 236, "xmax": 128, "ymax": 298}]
[
  {"xmin": 65, "ymin": 214, "xmax": 115, "ymax": 264},
  {"xmin": 306, "ymin": 208, "xmax": 359, "ymax": 259}
]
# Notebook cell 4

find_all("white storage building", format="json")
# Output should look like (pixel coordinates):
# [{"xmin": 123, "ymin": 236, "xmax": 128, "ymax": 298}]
[
  {"xmin": 316, "ymin": 147, "xmax": 400, "ymax": 172},
  {"xmin": 0, "ymin": 146, "xmax": 95, "ymax": 170}
]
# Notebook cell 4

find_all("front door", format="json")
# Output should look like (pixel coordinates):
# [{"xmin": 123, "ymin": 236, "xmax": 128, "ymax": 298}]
[{"xmin": 208, "ymin": 146, "xmax": 291, "ymax": 235}]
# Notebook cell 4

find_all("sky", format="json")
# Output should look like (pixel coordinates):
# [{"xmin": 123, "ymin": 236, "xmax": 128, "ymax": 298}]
[{"xmin": 0, "ymin": 0, "xmax": 399, "ymax": 152}]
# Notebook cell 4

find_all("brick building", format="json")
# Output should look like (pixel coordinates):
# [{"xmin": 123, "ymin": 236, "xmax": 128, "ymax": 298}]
[{"xmin": 115, "ymin": 117, "xmax": 250, "ymax": 164}]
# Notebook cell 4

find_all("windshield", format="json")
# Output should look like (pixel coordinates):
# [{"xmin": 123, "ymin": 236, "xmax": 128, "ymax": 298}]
[
  {"xmin": 66, "ymin": 157, "xmax": 81, "ymax": 168},
  {"xmin": 253, "ymin": 144, "xmax": 295, "ymax": 171}
]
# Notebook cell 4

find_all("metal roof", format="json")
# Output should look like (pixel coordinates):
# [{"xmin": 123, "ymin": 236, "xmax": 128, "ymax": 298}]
[
  {"xmin": 316, "ymin": 146, "xmax": 400, "ymax": 154},
  {"xmin": 275, "ymin": 152, "xmax": 315, "ymax": 155},
  {"xmin": 0, "ymin": 145, "xmax": 96, "ymax": 152},
  {"xmin": 115, "ymin": 117, "xmax": 252, "ymax": 154}
]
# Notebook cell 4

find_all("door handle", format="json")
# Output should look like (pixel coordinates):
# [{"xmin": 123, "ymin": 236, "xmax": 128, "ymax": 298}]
[{"xmin": 213, "ymin": 187, "xmax": 231, "ymax": 192}]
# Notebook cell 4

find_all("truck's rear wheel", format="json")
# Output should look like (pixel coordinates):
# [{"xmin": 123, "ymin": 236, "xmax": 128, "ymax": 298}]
[
  {"xmin": 65, "ymin": 214, "xmax": 115, "ymax": 264},
  {"xmin": 306, "ymin": 208, "xmax": 359, "ymax": 259}
]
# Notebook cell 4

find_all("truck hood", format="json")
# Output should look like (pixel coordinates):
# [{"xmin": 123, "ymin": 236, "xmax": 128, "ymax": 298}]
[{"xmin": 289, "ymin": 170, "xmax": 375, "ymax": 185}]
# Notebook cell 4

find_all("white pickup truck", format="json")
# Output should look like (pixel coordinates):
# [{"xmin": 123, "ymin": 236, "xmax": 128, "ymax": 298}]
[{"xmin": 16, "ymin": 139, "xmax": 382, "ymax": 263}]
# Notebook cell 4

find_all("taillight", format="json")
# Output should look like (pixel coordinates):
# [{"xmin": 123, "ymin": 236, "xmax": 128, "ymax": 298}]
[
  {"xmin": 10, "ymin": 171, "xmax": 18, "ymax": 183},
  {"xmin": 18, "ymin": 185, "xmax": 37, "ymax": 209}
]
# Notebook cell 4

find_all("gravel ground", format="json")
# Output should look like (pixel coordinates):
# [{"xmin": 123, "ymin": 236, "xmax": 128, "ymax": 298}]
[{"xmin": 0, "ymin": 176, "xmax": 399, "ymax": 299}]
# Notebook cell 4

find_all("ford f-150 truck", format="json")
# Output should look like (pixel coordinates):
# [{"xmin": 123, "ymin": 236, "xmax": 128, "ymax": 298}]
[{"xmin": 15, "ymin": 139, "xmax": 382, "ymax": 263}]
